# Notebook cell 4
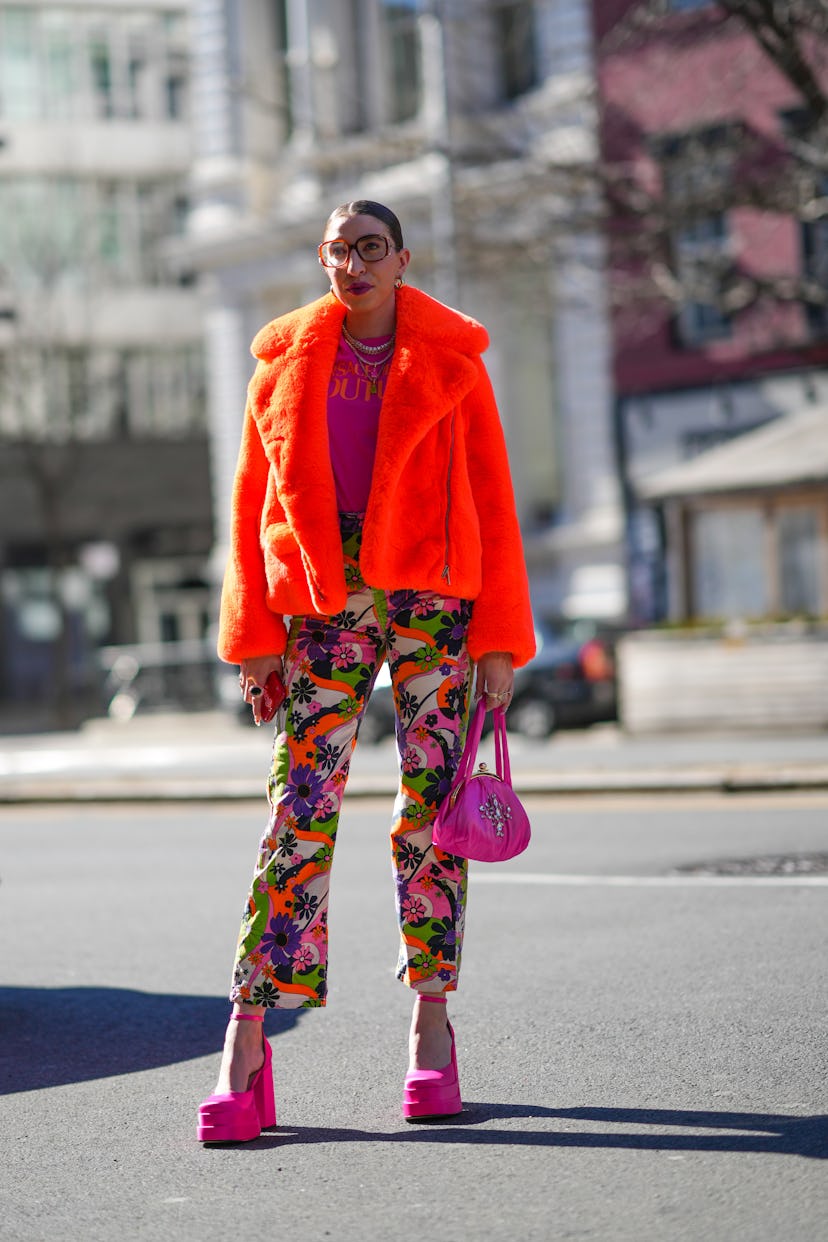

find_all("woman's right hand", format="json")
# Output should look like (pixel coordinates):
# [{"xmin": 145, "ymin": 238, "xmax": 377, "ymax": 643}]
[{"xmin": 239, "ymin": 655, "xmax": 285, "ymax": 726}]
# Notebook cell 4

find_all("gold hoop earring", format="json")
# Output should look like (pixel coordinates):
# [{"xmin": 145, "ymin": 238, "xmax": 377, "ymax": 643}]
[{"xmin": 395, "ymin": 277, "xmax": 404, "ymax": 289}]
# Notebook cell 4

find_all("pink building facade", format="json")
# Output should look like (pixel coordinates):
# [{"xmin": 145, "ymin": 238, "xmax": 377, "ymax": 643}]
[{"xmin": 593, "ymin": 1, "xmax": 828, "ymax": 623}]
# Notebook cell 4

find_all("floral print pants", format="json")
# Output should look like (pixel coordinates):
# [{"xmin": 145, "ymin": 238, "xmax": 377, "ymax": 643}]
[{"xmin": 230, "ymin": 513, "xmax": 473, "ymax": 1009}]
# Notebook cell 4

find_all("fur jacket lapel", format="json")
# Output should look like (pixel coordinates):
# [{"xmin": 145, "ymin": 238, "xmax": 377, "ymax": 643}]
[{"xmin": 246, "ymin": 286, "xmax": 489, "ymax": 514}]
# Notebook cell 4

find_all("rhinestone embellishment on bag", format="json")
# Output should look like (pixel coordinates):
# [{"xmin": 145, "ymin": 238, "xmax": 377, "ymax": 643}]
[{"xmin": 479, "ymin": 792, "xmax": 512, "ymax": 838}]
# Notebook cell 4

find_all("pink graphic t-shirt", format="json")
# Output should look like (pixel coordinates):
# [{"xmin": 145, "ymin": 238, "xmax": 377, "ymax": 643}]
[{"xmin": 326, "ymin": 334, "xmax": 391, "ymax": 512}]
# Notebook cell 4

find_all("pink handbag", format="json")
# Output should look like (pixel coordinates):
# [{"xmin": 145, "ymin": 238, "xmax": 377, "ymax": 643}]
[{"xmin": 432, "ymin": 700, "xmax": 531, "ymax": 863}]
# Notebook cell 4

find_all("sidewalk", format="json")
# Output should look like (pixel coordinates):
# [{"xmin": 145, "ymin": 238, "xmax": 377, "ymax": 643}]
[{"xmin": 1, "ymin": 710, "xmax": 827, "ymax": 801}]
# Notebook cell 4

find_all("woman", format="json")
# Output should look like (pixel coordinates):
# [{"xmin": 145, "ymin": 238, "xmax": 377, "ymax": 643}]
[{"xmin": 197, "ymin": 200, "xmax": 535, "ymax": 1142}]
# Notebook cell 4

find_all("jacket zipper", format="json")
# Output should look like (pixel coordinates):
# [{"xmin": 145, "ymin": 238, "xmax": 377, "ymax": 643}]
[{"xmin": 441, "ymin": 411, "xmax": 455, "ymax": 585}]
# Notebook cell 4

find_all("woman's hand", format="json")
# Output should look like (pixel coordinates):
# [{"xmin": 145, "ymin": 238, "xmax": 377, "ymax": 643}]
[
  {"xmin": 239, "ymin": 655, "xmax": 285, "ymax": 726},
  {"xmin": 475, "ymin": 651, "xmax": 514, "ymax": 712}
]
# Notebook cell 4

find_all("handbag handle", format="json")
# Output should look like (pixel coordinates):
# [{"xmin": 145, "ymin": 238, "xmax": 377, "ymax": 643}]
[
  {"xmin": 447, "ymin": 700, "xmax": 511, "ymax": 800},
  {"xmin": 492, "ymin": 706, "xmax": 511, "ymax": 784}
]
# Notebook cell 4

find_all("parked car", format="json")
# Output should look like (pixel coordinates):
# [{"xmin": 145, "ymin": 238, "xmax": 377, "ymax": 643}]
[
  {"xmin": 356, "ymin": 616, "xmax": 624, "ymax": 744},
  {"xmin": 507, "ymin": 617, "xmax": 621, "ymax": 738}
]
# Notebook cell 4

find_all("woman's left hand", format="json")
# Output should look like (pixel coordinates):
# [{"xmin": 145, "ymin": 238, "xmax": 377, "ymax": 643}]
[{"xmin": 475, "ymin": 650, "xmax": 514, "ymax": 712}]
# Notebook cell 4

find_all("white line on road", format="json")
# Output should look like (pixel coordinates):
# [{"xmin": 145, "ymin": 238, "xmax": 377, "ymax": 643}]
[{"xmin": 472, "ymin": 872, "xmax": 828, "ymax": 887}]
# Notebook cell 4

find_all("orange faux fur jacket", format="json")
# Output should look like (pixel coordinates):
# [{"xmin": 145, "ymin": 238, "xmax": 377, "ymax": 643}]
[{"xmin": 218, "ymin": 285, "xmax": 536, "ymax": 668}]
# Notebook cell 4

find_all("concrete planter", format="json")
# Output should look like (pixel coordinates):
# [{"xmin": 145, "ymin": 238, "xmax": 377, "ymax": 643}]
[{"xmin": 617, "ymin": 625, "xmax": 828, "ymax": 733}]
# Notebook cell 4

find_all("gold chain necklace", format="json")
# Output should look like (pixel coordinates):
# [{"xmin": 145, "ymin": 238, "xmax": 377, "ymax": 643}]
[
  {"xmin": 343, "ymin": 337, "xmax": 394, "ymax": 395},
  {"xmin": 342, "ymin": 323, "xmax": 396, "ymax": 357}
]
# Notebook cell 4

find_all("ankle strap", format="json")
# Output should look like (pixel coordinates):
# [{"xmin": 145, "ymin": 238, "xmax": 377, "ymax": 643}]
[
  {"xmin": 418, "ymin": 994, "xmax": 447, "ymax": 1005},
  {"xmin": 232, "ymin": 1011, "xmax": 265, "ymax": 1022}
]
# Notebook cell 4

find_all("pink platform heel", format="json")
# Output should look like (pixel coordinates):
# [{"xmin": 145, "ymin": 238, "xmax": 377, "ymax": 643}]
[
  {"xmin": 197, "ymin": 1012, "xmax": 276, "ymax": 1143},
  {"xmin": 403, "ymin": 995, "xmax": 462, "ymax": 1121}
]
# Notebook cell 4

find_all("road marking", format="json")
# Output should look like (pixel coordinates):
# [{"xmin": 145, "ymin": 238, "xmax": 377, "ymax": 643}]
[{"xmin": 472, "ymin": 872, "xmax": 828, "ymax": 887}]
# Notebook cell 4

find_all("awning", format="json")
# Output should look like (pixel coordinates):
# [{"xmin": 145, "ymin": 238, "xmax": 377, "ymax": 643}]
[{"xmin": 637, "ymin": 404, "xmax": 828, "ymax": 500}]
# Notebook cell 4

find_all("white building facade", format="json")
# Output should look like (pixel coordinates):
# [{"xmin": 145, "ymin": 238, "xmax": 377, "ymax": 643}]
[{"xmin": 0, "ymin": 0, "xmax": 210, "ymax": 714}]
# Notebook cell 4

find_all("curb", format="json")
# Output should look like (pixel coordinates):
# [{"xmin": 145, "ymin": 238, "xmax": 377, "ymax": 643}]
[{"xmin": 3, "ymin": 766, "xmax": 828, "ymax": 803}]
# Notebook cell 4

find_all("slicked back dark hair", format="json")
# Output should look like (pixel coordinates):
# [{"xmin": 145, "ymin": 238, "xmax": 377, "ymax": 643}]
[{"xmin": 324, "ymin": 200, "xmax": 405, "ymax": 251}]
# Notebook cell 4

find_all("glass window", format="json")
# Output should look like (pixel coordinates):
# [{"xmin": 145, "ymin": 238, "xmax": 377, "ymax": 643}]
[
  {"xmin": 273, "ymin": 0, "xmax": 293, "ymax": 137},
  {"xmin": 42, "ymin": 12, "xmax": 77, "ymax": 120},
  {"xmin": 0, "ymin": 7, "xmax": 39, "ymax": 119},
  {"xmin": 382, "ymin": 2, "xmax": 421, "ymax": 123},
  {"xmin": 674, "ymin": 215, "xmax": 732, "ymax": 346},
  {"xmin": 494, "ymin": 1, "xmax": 537, "ymax": 101},
  {"xmin": 0, "ymin": 8, "xmax": 190, "ymax": 122},
  {"xmin": 89, "ymin": 33, "xmax": 113, "ymax": 118},
  {"xmin": 692, "ymin": 507, "xmax": 768, "ymax": 619},
  {"xmin": 778, "ymin": 507, "xmax": 822, "ymax": 616}
]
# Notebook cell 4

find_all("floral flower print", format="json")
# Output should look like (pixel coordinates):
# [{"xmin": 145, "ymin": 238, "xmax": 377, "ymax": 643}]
[
  {"xmin": 287, "ymin": 764, "xmax": 325, "ymax": 818},
  {"xmin": 293, "ymin": 888, "xmax": 320, "ymax": 922},
  {"xmin": 401, "ymin": 745, "xmax": 423, "ymax": 774},
  {"xmin": 396, "ymin": 687, "xmax": 418, "ymax": 722},
  {"xmin": 422, "ymin": 765, "xmax": 452, "ymax": 806},
  {"xmin": 388, "ymin": 589, "xmax": 420, "ymax": 611},
  {"xmin": 260, "ymin": 914, "xmax": 303, "ymax": 966},
  {"xmin": 401, "ymin": 894, "xmax": 428, "ymax": 923},
  {"xmin": 330, "ymin": 609, "xmax": 358, "ymax": 629},
  {"xmin": 276, "ymin": 829, "xmax": 299, "ymax": 857},
  {"xmin": 428, "ymin": 917, "xmax": 458, "ymax": 960},
  {"xmin": 293, "ymin": 944, "xmax": 316, "ymax": 971},
  {"xmin": 295, "ymin": 626, "xmax": 331, "ymax": 662},
  {"xmin": 292, "ymin": 675, "xmax": 317, "ymax": 704},
  {"xmin": 395, "ymin": 839, "xmax": 426, "ymax": 872},
  {"xmin": 414, "ymin": 647, "xmax": 442, "ymax": 672},
  {"xmin": 312, "ymin": 844, "xmax": 334, "ymax": 870},
  {"xmin": 229, "ymin": 512, "xmax": 472, "ymax": 1009},
  {"xmin": 315, "ymin": 740, "xmax": 339, "ymax": 771},
  {"xmin": 403, "ymin": 804, "xmax": 432, "ymax": 828},
  {"xmin": 338, "ymin": 696, "xmax": 362, "ymax": 721},
  {"xmin": 252, "ymin": 981, "xmax": 280, "ymax": 1007},
  {"xmin": 434, "ymin": 614, "xmax": 469, "ymax": 654}
]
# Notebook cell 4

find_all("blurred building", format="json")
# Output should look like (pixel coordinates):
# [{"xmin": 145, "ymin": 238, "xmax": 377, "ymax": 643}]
[
  {"xmin": 594, "ymin": 0, "xmax": 828, "ymax": 623},
  {"xmin": 178, "ymin": 0, "xmax": 626, "ymax": 625},
  {"xmin": 0, "ymin": 0, "xmax": 209, "ymax": 718}
]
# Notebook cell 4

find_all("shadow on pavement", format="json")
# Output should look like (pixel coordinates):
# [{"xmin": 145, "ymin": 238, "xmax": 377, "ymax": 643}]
[
  {"xmin": 245, "ymin": 1103, "xmax": 827, "ymax": 1160},
  {"xmin": 0, "ymin": 986, "xmax": 302, "ymax": 1094}
]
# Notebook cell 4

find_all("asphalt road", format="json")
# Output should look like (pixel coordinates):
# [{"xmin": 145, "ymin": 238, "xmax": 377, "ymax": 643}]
[{"xmin": 1, "ymin": 793, "xmax": 826, "ymax": 1241}]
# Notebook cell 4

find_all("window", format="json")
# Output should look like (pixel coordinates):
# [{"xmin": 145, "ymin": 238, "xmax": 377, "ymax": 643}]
[
  {"xmin": 0, "ymin": 7, "xmax": 189, "ymax": 123},
  {"xmin": 382, "ymin": 1, "xmax": 422, "ymax": 123},
  {"xmin": 0, "ymin": 177, "xmax": 189, "ymax": 287},
  {"xmin": 674, "ymin": 215, "xmax": 732, "ymax": 345},
  {"xmin": 692, "ymin": 507, "xmax": 768, "ymax": 619},
  {"xmin": 778, "ymin": 506, "xmax": 821, "ymax": 616},
  {"xmin": 802, "ymin": 184, "xmax": 828, "ymax": 337},
  {"xmin": 493, "ymin": 1, "xmax": 537, "ymax": 101},
  {"xmin": 658, "ymin": 127, "xmax": 737, "ymax": 347},
  {"xmin": 0, "ymin": 7, "xmax": 38, "ymax": 119},
  {"xmin": 0, "ymin": 346, "xmax": 205, "ymax": 441},
  {"xmin": 273, "ymin": 0, "xmax": 293, "ymax": 139},
  {"xmin": 690, "ymin": 502, "xmax": 826, "ymax": 620}
]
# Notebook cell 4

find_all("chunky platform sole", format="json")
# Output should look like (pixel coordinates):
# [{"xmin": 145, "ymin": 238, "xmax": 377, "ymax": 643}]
[
  {"xmin": 403, "ymin": 997, "xmax": 462, "ymax": 1121},
  {"xmin": 197, "ymin": 1012, "xmax": 276, "ymax": 1143}
]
